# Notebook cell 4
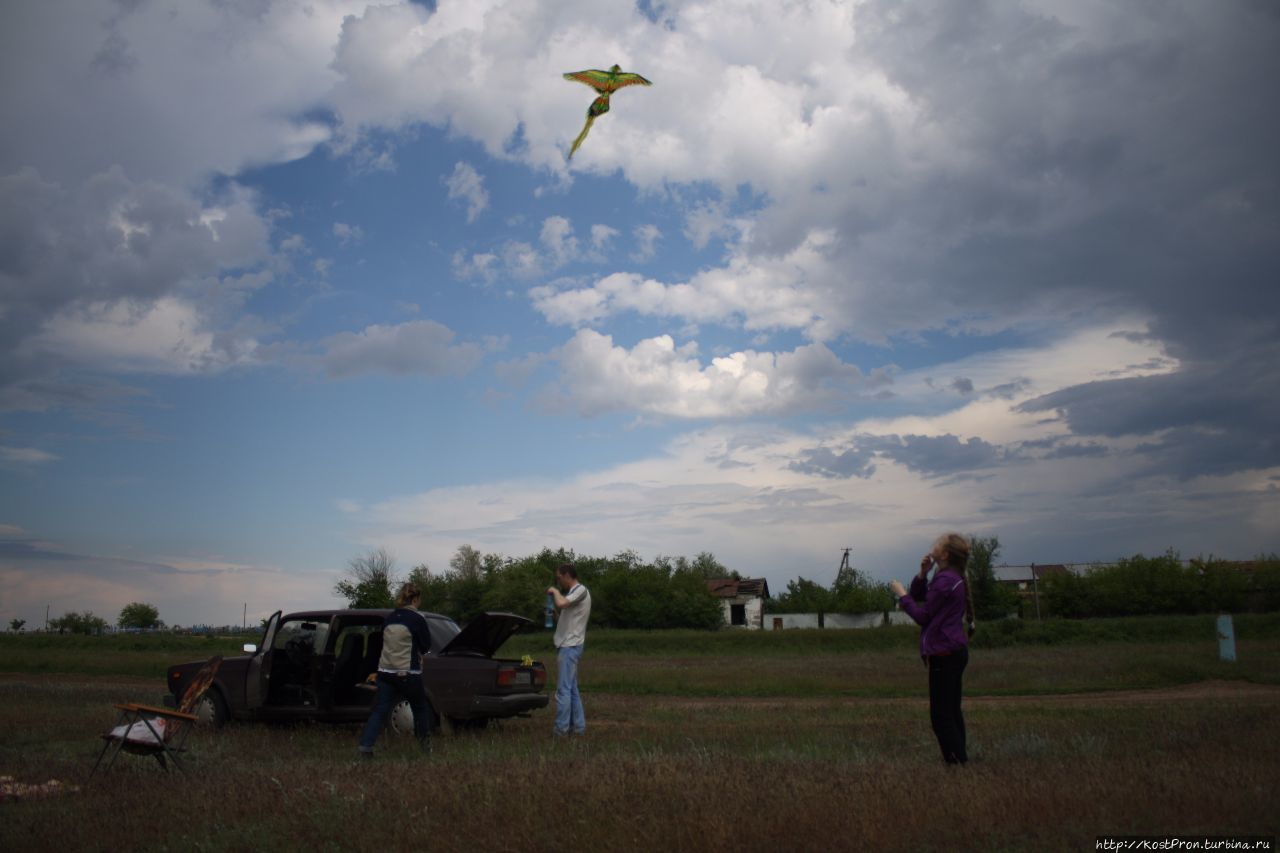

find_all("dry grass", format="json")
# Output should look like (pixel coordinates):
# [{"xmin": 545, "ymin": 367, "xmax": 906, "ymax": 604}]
[{"xmin": 2, "ymin": 638, "xmax": 1279, "ymax": 852}]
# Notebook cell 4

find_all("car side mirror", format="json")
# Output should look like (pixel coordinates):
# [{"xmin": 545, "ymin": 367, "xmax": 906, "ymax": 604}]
[{"xmin": 243, "ymin": 643, "xmax": 258, "ymax": 654}]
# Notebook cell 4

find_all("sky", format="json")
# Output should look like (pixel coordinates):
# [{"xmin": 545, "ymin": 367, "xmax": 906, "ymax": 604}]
[{"xmin": 1, "ymin": 0, "xmax": 1277, "ymax": 629}]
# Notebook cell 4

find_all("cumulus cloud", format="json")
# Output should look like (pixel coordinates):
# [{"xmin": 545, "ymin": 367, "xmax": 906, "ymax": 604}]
[
  {"xmin": 530, "ymin": 229, "xmax": 834, "ymax": 333},
  {"xmin": 551, "ymin": 329, "xmax": 866, "ymax": 418},
  {"xmin": 454, "ymin": 215, "xmax": 615, "ymax": 284},
  {"xmin": 322, "ymin": 0, "xmax": 1280, "ymax": 481},
  {"xmin": 24, "ymin": 297, "xmax": 258, "ymax": 376},
  {"xmin": 540, "ymin": 216, "xmax": 579, "ymax": 267},
  {"xmin": 333, "ymin": 222, "xmax": 365, "ymax": 245},
  {"xmin": 631, "ymin": 224, "xmax": 661, "ymax": 262},
  {"xmin": 590, "ymin": 224, "xmax": 619, "ymax": 253},
  {"xmin": 318, "ymin": 319, "xmax": 484, "ymax": 379},
  {"xmin": 1, "ymin": 0, "xmax": 358, "ymax": 187},
  {"xmin": 443, "ymin": 161, "xmax": 489, "ymax": 223},
  {"xmin": 0, "ymin": 167, "xmax": 273, "ymax": 402}
]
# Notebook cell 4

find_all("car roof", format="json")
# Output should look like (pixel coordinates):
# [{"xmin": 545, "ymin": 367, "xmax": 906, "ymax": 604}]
[{"xmin": 280, "ymin": 609, "xmax": 455, "ymax": 622}]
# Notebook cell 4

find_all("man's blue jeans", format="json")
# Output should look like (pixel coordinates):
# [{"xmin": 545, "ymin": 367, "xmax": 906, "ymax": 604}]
[
  {"xmin": 359, "ymin": 672, "xmax": 434, "ymax": 752},
  {"xmin": 554, "ymin": 644, "xmax": 585, "ymax": 735}
]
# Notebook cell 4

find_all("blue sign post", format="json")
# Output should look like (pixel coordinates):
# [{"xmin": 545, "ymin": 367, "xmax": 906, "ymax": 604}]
[{"xmin": 1217, "ymin": 613, "xmax": 1237, "ymax": 663}]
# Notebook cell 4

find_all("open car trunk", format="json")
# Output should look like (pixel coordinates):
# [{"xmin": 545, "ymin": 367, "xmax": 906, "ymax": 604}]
[{"xmin": 438, "ymin": 612, "xmax": 531, "ymax": 658}]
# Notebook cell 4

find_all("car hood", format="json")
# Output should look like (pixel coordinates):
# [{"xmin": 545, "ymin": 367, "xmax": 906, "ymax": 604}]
[{"xmin": 438, "ymin": 612, "xmax": 532, "ymax": 658}]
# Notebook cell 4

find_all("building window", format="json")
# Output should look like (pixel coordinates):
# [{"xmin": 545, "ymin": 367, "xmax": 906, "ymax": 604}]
[{"xmin": 730, "ymin": 604, "xmax": 746, "ymax": 626}]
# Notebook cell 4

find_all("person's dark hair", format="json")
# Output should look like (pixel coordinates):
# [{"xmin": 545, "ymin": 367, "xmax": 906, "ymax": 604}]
[
  {"xmin": 395, "ymin": 582, "xmax": 421, "ymax": 609},
  {"xmin": 556, "ymin": 563, "xmax": 578, "ymax": 580}
]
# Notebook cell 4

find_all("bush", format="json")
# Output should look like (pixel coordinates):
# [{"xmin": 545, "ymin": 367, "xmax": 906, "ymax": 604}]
[{"xmin": 1042, "ymin": 550, "xmax": 1268, "ymax": 618}]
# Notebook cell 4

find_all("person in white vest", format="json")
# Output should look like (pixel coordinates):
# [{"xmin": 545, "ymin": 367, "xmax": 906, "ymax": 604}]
[{"xmin": 546, "ymin": 563, "xmax": 591, "ymax": 736}]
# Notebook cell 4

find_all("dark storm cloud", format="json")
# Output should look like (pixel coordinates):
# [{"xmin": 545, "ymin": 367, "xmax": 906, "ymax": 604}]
[
  {"xmin": 791, "ymin": 1, "xmax": 1280, "ymax": 481},
  {"xmin": 789, "ymin": 446, "xmax": 878, "ymax": 480},
  {"xmin": 791, "ymin": 433, "xmax": 1006, "ymax": 480},
  {"xmin": 1020, "ymin": 345, "xmax": 1280, "ymax": 477},
  {"xmin": 878, "ymin": 434, "xmax": 1004, "ymax": 478},
  {"xmin": 1043, "ymin": 442, "xmax": 1108, "ymax": 460}
]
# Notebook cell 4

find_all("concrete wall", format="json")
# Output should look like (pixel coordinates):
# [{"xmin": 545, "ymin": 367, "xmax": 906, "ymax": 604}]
[
  {"xmin": 764, "ymin": 613, "xmax": 821, "ymax": 630},
  {"xmin": 763, "ymin": 610, "xmax": 918, "ymax": 630}
]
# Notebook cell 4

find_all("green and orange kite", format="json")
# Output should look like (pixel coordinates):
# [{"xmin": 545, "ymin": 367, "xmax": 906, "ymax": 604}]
[{"xmin": 562, "ymin": 64, "xmax": 653, "ymax": 159}]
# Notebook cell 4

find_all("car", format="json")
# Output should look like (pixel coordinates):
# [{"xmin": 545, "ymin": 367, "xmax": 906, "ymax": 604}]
[{"xmin": 164, "ymin": 608, "xmax": 548, "ymax": 735}]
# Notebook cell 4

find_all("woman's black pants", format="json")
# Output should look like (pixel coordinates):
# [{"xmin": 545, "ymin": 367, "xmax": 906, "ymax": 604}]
[{"xmin": 927, "ymin": 646, "xmax": 968, "ymax": 764}]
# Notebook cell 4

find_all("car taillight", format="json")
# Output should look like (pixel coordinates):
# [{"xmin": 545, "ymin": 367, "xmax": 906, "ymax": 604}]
[
  {"xmin": 533, "ymin": 668, "xmax": 546, "ymax": 687},
  {"xmin": 497, "ymin": 666, "xmax": 535, "ymax": 687}
]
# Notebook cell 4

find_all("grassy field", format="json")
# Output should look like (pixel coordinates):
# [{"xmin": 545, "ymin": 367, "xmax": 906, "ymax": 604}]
[{"xmin": 2, "ymin": 616, "xmax": 1278, "ymax": 851}]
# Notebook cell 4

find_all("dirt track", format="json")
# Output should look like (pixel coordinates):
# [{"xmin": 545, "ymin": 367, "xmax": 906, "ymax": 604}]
[{"xmin": 592, "ymin": 679, "xmax": 1280, "ymax": 715}]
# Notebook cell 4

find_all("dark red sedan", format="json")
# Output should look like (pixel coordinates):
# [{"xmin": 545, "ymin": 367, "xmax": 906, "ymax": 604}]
[{"xmin": 165, "ymin": 609, "xmax": 548, "ymax": 735}]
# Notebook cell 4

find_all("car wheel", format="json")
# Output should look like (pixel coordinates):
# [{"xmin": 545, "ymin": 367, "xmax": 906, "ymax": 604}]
[
  {"xmin": 389, "ymin": 700, "xmax": 449, "ymax": 736},
  {"xmin": 194, "ymin": 689, "xmax": 229, "ymax": 728}
]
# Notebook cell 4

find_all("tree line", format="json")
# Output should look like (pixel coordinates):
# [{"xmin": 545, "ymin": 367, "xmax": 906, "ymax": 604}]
[
  {"xmin": 766, "ymin": 536, "xmax": 1018, "ymax": 620},
  {"xmin": 335, "ymin": 545, "xmax": 730, "ymax": 630},
  {"xmin": 18, "ymin": 542, "xmax": 1275, "ymax": 635},
  {"xmin": 1040, "ymin": 551, "xmax": 1280, "ymax": 618},
  {"xmin": 8, "ymin": 602, "xmax": 166, "ymax": 634}
]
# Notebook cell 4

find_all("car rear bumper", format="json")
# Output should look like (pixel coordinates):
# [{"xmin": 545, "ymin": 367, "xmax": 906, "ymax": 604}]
[{"xmin": 470, "ymin": 692, "xmax": 550, "ymax": 718}]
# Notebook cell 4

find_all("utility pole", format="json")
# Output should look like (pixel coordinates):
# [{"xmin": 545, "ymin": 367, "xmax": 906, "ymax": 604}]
[
  {"xmin": 45, "ymin": 604, "xmax": 49, "ymax": 632},
  {"xmin": 1031, "ymin": 564, "xmax": 1042, "ymax": 621},
  {"xmin": 834, "ymin": 548, "xmax": 855, "ymax": 587},
  {"xmin": 243, "ymin": 602, "xmax": 247, "ymax": 630}
]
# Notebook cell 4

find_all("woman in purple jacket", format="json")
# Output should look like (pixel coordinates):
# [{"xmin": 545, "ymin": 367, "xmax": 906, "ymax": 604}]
[{"xmin": 890, "ymin": 532, "xmax": 976, "ymax": 765}]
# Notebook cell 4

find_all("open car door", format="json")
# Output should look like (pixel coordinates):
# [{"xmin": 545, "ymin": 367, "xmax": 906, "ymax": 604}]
[{"xmin": 246, "ymin": 610, "xmax": 282, "ymax": 709}]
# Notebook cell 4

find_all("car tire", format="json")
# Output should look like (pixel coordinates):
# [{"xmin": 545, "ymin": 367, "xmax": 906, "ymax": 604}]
[
  {"xmin": 389, "ymin": 699, "xmax": 450, "ymax": 737},
  {"xmin": 194, "ymin": 688, "xmax": 229, "ymax": 728}
]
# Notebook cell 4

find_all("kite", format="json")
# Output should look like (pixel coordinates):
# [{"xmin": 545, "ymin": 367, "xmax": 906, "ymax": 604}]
[{"xmin": 562, "ymin": 64, "xmax": 652, "ymax": 160}]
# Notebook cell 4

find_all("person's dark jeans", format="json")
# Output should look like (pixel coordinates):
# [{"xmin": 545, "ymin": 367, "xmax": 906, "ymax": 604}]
[
  {"xmin": 358, "ymin": 672, "xmax": 435, "ymax": 753},
  {"xmin": 927, "ymin": 646, "xmax": 968, "ymax": 765}
]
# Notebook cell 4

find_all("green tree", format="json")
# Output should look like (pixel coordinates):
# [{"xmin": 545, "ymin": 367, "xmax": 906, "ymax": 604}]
[
  {"xmin": 1255, "ymin": 553, "xmax": 1280, "ymax": 611},
  {"xmin": 49, "ymin": 610, "xmax": 109, "ymax": 635},
  {"xmin": 1043, "ymin": 549, "xmax": 1245, "ymax": 618},
  {"xmin": 118, "ymin": 601, "xmax": 161, "ymax": 630},
  {"xmin": 8, "ymin": 618, "xmax": 25, "ymax": 632},
  {"xmin": 334, "ymin": 547, "xmax": 397, "ymax": 609},
  {"xmin": 967, "ymin": 535, "xmax": 1018, "ymax": 620},
  {"xmin": 450, "ymin": 544, "xmax": 484, "ymax": 580},
  {"xmin": 590, "ymin": 550, "xmax": 723, "ymax": 629},
  {"xmin": 830, "ymin": 566, "xmax": 895, "ymax": 613},
  {"xmin": 768, "ymin": 577, "xmax": 833, "ymax": 614}
]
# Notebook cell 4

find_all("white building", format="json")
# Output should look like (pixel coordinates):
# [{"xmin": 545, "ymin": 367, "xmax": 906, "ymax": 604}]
[{"xmin": 706, "ymin": 578, "xmax": 770, "ymax": 629}]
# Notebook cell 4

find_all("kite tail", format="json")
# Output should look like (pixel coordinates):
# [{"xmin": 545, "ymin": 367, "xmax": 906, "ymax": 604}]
[{"xmin": 568, "ymin": 115, "xmax": 596, "ymax": 160}]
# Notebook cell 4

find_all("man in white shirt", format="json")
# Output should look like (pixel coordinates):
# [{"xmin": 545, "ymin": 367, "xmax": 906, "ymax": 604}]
[{"xmin": 546, "ymin": 563, "xmax": 591, "ymax": 736}]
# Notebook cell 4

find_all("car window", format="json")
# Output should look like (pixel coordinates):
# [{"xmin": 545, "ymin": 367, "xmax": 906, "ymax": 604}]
[
  {"xmin": 332, "ymin": 617, "xmax": 385, "ymax": 656},
  {"xmin": 311, "ymin": 620, "xmax": 331, "ymax": 655},
  {"xmin": 334, "ymin": 623, "xmax": 377, "ymax": 655},
  {"xmin": 426, "ymin": 616, "xmax": 460, "ymax": 653},
  {"xmin": 274, "ymin": 619, "xmax": 317, "ymax": 651}
]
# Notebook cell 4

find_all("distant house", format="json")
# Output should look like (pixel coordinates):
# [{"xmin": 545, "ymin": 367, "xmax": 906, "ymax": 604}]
[
  {"xmin": 706, "ymin": 578, "xmax": 770, "ymax": 629},
  {"xmin": 995, "ymin": 564, "xmax": 1075, "ymax": 617}
]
